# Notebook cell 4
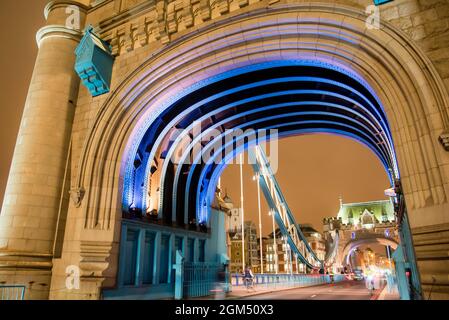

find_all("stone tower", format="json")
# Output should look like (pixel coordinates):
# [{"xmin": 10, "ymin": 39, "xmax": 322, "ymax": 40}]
[{"xmin": 0, "ymin": 0, "xmax": 89, "ymax": 299}]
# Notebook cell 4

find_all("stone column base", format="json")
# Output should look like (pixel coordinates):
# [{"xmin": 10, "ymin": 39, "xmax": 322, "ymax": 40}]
[
  {"xmin": 413, "ymin": 222, "xmax": 449, "ymax": 300},
  {"xmin": 0, "ymin": 252, "xmax": 53, "ymax": 300}
]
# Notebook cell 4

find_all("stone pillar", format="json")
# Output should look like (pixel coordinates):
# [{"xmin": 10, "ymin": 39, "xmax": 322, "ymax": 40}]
[{"xmin": 0, "ymin": 0, "xmax": 88, "ymax": 299}]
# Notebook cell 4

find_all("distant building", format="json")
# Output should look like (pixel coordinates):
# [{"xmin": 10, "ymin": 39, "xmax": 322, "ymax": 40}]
[
  {"xmin": 323, "ymin": 199, "xmax": 399, "ymax": 273},
  {"xmin": 229, "ymin": 221, "xmax": 260, "ymax": 273},
  {"xmin": 297, "ymin": 224, "xmax": 326, "ymax": 273},
  {"xmin": 228, "ymin": 208, "xmax": 242, "ymax": 233},
  {"xmin": 257, "ymin": 237, "xmax": 269, "ymax": 273},
  {"xmin": 265, "ymin": 224, "xmax": 325, "ymax": 274}
]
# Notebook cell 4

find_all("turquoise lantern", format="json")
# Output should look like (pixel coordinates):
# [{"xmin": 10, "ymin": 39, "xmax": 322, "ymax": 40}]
[
  {"xmin": 75, "ymin": 26, "xmax": 115, "ymax": 97},
  {"xmin": 373, "ymin": 0, "xmax": 393, "ymax": 5}
]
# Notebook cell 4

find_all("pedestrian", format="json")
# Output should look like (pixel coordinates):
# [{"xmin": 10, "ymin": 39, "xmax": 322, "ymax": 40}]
[{"xmin": 244, "ymin": 265, "xmax": 255, "ymax": 291}]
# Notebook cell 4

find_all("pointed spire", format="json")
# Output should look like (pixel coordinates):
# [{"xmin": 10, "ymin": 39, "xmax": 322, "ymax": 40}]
[{"xmin": 339, "ymin": 195, "xmax": 343, "ymax": 208}]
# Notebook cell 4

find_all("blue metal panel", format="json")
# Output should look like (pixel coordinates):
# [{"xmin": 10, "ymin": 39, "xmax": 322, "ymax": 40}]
[
  {"xmin": 122, "ymin": 229, "xmax": 139, "ymax": 286},
  {"xmin": 111, "ymin": 220, "xmax": 228, "ymax": 299},
  {"xmin": 159, "ymin": 235, "xmax": 170, "ymax": 284},
  {"xmin": 199, "ymin": 240, "xmax": 206, "ymax": 262},
  {"xmin": 374, "ymin": 0, "xmax": 393, "ymax": 5},
  {"xmin": 75, "ymin": 26, "xmax": 114, "ymax": 97},
  {"xmin": 187, "ymin": 238, "xmax": 195, "ymax": 262},
  {"xmin": 142, "ymin": 232, "xmax": 156, "ymax": 285}
]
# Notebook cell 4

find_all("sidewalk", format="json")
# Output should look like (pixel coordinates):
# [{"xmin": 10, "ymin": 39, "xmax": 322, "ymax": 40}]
[
  {"xmin": 225, "ymin": 283, "xmax": 330, "ymax": 300},
  {"xmin": 376, "ymin": 285, "xmax": 400, "ymax": 300}
]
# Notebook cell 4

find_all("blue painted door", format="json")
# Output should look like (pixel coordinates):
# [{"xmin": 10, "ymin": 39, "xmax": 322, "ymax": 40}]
[
  {"xmin": 159, "ymin": 235, "xmax": 170, "ymax": 284},
  {"xmin": 123, "ymin": 229, "xmax": 139, "ymax": 285},
  {"xmin": 142, "ymin": 232, "xmax": 156, "ymax": 285}
]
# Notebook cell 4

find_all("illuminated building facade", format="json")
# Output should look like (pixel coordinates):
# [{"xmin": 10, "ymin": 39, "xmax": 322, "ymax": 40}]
[
  {"xmin": 229, "ymin": 221, "xmax": 260, "ymax": 273},
  {"xmin": 323, "ymin": 200, "xmax": 399, "ymax": 273}
]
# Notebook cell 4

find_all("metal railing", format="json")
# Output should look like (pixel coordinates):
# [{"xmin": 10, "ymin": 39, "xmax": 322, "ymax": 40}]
[
  {"xmin": 183, "ymin": 262, "xmax": 229, "ymax": 298},
  {"xmin": 231, "ymin": 273, "xmax": 346, "ymax": 290},
  {"xmin": 0, "ymin": 285, "xmax": 26, "ymax": 300}
]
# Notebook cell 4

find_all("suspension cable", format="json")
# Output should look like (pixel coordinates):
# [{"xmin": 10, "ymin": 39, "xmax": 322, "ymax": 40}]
[{"xmin": 256, "ymin": 172, "xmax": 264, "ymax": 274}]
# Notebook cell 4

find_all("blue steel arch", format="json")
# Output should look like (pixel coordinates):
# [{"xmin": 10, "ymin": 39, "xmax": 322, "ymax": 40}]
[
  {"xmin": 176, "ymin": 112, "xmax": 392, "ymax": 222},
  {"xmin": 121, "ymin": 60, "xmax": 399, "ymax": 229},
  {"xmin": 161, "ymin": 89, "xmax": 395, "ymax": 213},
  {"xmin": 122, "ymin": 59, "xmax": 395, "ymax": 210},
  {"xmin": 191, "ymin": 125, "xmax": 394, "ymax": 225}
]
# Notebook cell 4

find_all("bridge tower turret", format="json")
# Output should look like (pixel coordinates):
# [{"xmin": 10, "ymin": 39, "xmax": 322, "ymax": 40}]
[{"xmin": 0, "ymin": 0, "xmax": 89, "ymax": 299}]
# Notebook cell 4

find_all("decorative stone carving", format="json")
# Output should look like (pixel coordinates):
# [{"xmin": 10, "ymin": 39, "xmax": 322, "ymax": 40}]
[
  {"xmin": 70, "ymin": 187, "xmax": 85, "ymax": 208},
  {"xmin": 438, "ymin": 131, "xmax": 449, "ymax": 151},
  {"xmin": 79, "ymin": 241, "xmax": 113, "ymax": 280}
]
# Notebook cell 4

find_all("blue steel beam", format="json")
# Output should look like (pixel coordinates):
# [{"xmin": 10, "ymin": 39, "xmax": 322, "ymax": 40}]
[
  {"xmin": 125, "ymin": 62, "xmax": 391, "ymax": 212},
  {"xmin": 180, "ymin": 112, "xmax": 394, "ymax": 222},
  {"xmin": 155, "ymin": 87, "xmax": 395, "ymax": 219},
  {"xmin": 248, "ymin": 145, "xmax": 321, "ymax": 269},
  {"xmin": 159, "ymin": 92, "xmax": 395, "ymax": 220},
  {"xmin": 191, "ymin": 123, "xmax": 393, "ymax": 224},
  {"xmin": 167, "ymin": 104, "xmax": 393, "ymax": 221},
  {"xmin": 177, "ymin": 114, "xmax": 393, "ymax": 225},
  {"xmin": 122, "ymin": 62, "xmax": 398, "ymax": 227}
]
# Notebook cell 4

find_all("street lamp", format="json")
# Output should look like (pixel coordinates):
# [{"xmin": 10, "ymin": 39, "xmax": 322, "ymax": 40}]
[{"xmin": 253, "ymin": 172, "xmax": 264, "ymax": 274}]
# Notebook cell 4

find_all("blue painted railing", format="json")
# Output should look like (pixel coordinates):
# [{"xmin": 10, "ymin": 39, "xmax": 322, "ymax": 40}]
[
  {"xmin": 231, "ymin": 274, "xmax": 346, "ymax": 290},
  {"xmin": 0, "ymin": 285, "xmax": 25, "ymax": 300},
  {"xmin": 183, "ymin": 262, "xmax": 229, "ymax": 298}
]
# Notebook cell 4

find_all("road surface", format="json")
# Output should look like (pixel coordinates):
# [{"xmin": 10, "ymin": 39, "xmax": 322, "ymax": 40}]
[{"xmin": 241, "ymin": 280, "xmax": 374, "ymax": 300}]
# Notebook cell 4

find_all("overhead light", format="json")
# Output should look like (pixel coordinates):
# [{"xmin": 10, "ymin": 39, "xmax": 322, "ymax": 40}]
[{"xmin": 384, "ymin": 187, "xmax": 396, "ymax": 197}]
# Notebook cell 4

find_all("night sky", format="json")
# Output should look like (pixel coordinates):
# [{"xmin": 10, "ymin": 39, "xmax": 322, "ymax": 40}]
[{"xmin": 0, "ymin": 1, "xmax": 390, "ymax": 235}]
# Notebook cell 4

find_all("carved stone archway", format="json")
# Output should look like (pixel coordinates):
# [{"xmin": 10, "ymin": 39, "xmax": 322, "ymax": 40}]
[{"xmin": 49, "ymin": 3, "xmax": 449, "ymax": 299}]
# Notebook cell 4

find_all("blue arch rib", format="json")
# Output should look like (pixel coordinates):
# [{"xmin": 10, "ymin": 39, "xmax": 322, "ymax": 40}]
[
  {"xmin": 168, "ymin": 103, "xmax": 393, "ymax": 221},
  {"xmin": 157, "ymin": 89, "xmax": 394, "ymax": 216},
  {"xmin": 122, "ymin": 60, "xmax": 399, "ymax": 216},
  {"xmin": 146, "ymin": 84, "xmax": 394, "ymax": 214},
  {"xmin": 187, "ymin": 122, "xmax": 393, "ymax": 224},
  {"xmin": 175, "ymin": 112, "xmax": 393, "ymax": 222}
]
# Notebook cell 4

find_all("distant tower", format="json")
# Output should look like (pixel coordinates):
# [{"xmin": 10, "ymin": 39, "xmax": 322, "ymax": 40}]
[{"xmin": 229, "ymin": 208, "xmax": 242, "ymax": 233}]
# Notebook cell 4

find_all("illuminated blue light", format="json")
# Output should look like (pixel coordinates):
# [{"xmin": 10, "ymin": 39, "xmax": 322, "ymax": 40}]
[
  {"xmin": 121, "ymin": 60, "xmax": 400, "ymax": 223},
  {"xmin": 122, "ymin": 59, "xmax": 387, "ymax": 209},
  {"xmin": 191, "ymin": 122, "xmax": 394, "ymax": 223},
  {"xmin": 160, "ymin": 87, "xmax": 396, "ymax": 218}
]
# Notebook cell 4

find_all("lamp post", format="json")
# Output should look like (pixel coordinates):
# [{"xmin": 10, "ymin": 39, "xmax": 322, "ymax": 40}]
[
  {"xmin": 254, "ymin": 173, "xmax": 264, "ymax": 274},
  {"xmin": 270, "ymin": 209, "xmax": 278, "ymax": 274},
  {"xmin": 239, "ymin": 153, "xmax": 245, "ymax": 272}
]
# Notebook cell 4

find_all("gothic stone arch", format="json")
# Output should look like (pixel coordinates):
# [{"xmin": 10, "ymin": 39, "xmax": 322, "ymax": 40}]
[
  {"xmin": 1, "ymin": 0, "xmax": 448, "ymax": 300},
  {"xmin": 54, "ymin": 2, "xmax": 449, "ymax": 300}
]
